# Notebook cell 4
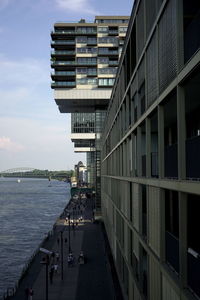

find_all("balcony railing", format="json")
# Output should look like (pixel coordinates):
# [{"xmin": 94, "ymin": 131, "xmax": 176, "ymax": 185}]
[
  {"xmin": 164, "ymin": 144, "xmax": 178, "ymax": 178},
  {"xmin": 52, "ymin": 71, "xmax": 76, "ymax": 76},
  {"xmin": 77, "ymin": 48, "xmax": 97, "ymax": 54},
  {"xmin": 77, "ymin": 61, "xmax": 97, "ymax": 65},
  {"xmin": 166, "ymin": 231, "xmax": 179, "ymax": 274},
  {"xmin": 51, "ymin": 50, "xmax": 75, "ymax": 55},
  {"xmin": 188, "ymin": 248, "xmax": 200, "ymax": 298},
  {"xmin": 109, "ymin": 61, "xmax": 118, "ymax": 65},
  {"xmin": 52, "ymin": 30, "xmax": 76, "ymax": 35},
  {"xmin": 98, "ymin": 50, "xmax": 118, "ymax": 55},
  {"xmin": 108, "ymin": 30, "xmax": 118, "ymax": 34},
  {"xmin": 51, "ymin": 81, "xmax": 75, "ymax": 87},
  {"xmin": 186, "ymin": 135, "xmax": 200, "ymax": 179},
  {"xmin": 51, "ymin": 61, "xmax": 76, "ymax": 66},
  {"xmin": 51, "ymin": 40, "xmax": 75, "ymax": 45}
]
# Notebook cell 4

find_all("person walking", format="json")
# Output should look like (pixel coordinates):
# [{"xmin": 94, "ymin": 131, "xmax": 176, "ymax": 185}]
[
  {"xmin": 29, "ymin": 287, "xmax": 34, "ymax": 300},
  {"xmin": 55, "ymin": 251, "xmax": 59, "ymax": 262},
  {"xmin": 49, "ymin": 265, "xmax": 54, "ymax": 284}
]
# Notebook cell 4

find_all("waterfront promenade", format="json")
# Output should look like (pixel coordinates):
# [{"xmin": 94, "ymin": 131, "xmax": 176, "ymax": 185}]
[{"xmin": 11, "ymin": 195, "xmax": 122, "ymax": 300}]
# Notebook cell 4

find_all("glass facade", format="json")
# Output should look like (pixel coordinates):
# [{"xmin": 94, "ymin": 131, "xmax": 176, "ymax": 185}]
[{"xmin": 71, "ymin": 113, "xmax": 95, "ymax": 133}]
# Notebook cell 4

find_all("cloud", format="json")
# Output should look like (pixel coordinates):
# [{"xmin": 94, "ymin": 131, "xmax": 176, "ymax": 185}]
[
  {"xmin": 0, "ymin": 54, "xmax": 51, "ymax": 118},
  {"xmin": 0, "ymin": 54, "xmax": 49, "ymax": 87},
  {"xmin": 0, "ymin": 116, "xmax": 85, "ymax": 170},
  {"xmin": 0, "ymin": 136, "xmax": 25, "ymax": 152},
  {"xmin": 55, "ymin": 0, "xmax": 98, "ymax": 14}
]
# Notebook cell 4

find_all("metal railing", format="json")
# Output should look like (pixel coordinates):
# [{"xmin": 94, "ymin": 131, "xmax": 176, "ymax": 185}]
[
  {"xmin": 51, "ymin": 50, "xmax": 75, "ymax": 55},
  {"xmin": 3, "ymin": 228, "xmax": 55, "ymax": 300},
  {"xmin": 51, "ymin": 81, "xmax": 76, "ymax": 87}
]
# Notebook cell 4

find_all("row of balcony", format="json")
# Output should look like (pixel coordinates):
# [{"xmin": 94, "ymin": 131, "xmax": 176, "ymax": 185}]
[
  {"xmin": 51, "ymin": 60, "xmax": 118, "ymax": 67},
  {"xmin": 51, "ymin": 49, "xmax": 119, "ymax": 56},
  {"xmin": 51, "ymin": 78, "xmax": 115, "ymax": 88},
  {"xmin": 51, "ymin": 29, "xmax": 121, "ymax": 36},
  {"xmin": 51, "ymin": 68, "xmax": 117, "ymax": 76},
  {"xmin": 51, "ymin": 38, "xmax": 120, "ymax": 47}
]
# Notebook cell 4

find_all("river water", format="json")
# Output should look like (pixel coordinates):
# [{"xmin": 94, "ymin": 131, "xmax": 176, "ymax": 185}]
[{"xmin": 0, "ymin": 177, "xmax": 70, "ymax": 298}]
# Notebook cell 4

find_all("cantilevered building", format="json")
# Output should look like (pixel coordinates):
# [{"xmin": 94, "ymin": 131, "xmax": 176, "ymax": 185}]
[
  {"xmin": 101, "ymin": 0, "xmax": 200, "ymax": 299},
  {"xmin": 51, "ymin": 16, "xmax": 129, "ymax": 210}
]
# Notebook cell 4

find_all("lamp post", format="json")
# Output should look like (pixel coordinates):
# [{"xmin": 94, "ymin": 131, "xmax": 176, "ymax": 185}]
[
  {"xmin": 40, "ymin": 254, "xmax": 49, "ymax": 300},
  {"xmin": 60, "ymin": 231, "xmax": 64, "ymax": 280},
  {"xmin": 67, "ymin": 213, "xmax": 71, "ymax": 253}
]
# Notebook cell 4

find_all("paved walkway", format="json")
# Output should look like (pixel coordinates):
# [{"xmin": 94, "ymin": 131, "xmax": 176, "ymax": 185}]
[{"xmin": 11, "ymin": 196, "xmax": 122, "ymax": 300}]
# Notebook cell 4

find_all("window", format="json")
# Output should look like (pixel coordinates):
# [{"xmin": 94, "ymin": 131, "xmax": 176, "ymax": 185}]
[
  {"xmin": 165, "ymin": 190, "xmax": 179, "ymax": 274},
  {"xmin": 98, "ymin": 67, "xmax": 117, "ymax": 74},
  {"xmin": 76, "ymin": 36, "xmax": 87, "ymax": 43},
  {"xmin": 76, "ymin": 27, "xmax": 96, "ymax": 34},
  {"xmin": 98, "ymin": 78, "xmax": 115, "ymax": 86},
  {"xmin": 119, "ymin": 26, "xmax": 128, "ymax": 33},
  {"xmin": 77, "ymin": 78, "xmax": 97, "ymax": 85},
  {"xmin": 98, "ymin": 57, "xmax": 109, "ymax": 64},
  {"xmin": 98, "ymin": 37, "xmax": 118, "ymax": 44},
  {"xmin": 98, "ymin": 27, "xmax": 108, "ymax": 33},
  {"xmin": 77, "ymin": 57, "xmax": 97, "ymax": 65},
  {"xmin": 77, "ymin": 68, "xmax": 87, "ymax": 74},
  {"xmin": 87, "ymin": 38, "xmax": 97, "ymax": 44},
  {"xmin": 77, "ymin": 47, "xmax": 97, "ymax": 54}
]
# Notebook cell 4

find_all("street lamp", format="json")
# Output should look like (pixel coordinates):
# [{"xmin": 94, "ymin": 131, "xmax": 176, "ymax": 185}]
[
  {"xmin": 60, "ymin": 231, "xmax": 64, "ymax": 280},
  {"xmin": 40, "ymin": 254, "xmax": 50, "ymax": 300},
  {"xmin": 67, "ymin": 213, "xmax": 71, "ymax": 253}
]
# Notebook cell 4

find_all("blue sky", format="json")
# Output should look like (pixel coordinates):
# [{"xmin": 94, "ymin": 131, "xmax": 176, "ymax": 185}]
[{"xmin": 0, "ymin": 0, "xmax": 133, "ymax": 171}]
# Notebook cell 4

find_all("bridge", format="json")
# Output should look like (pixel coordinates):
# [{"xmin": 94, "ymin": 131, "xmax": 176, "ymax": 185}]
[
  {"xmin": 1, "ymin": 167, "xmax": 36, "ymax": 174},
  {"xmin": 0, "ymin": 168, "xmax": 71, "ymax": 180}
]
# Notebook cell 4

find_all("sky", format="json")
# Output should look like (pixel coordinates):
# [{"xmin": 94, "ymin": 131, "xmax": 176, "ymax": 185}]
[{"xmin": 0, "ymin": 0, "xmax": 133, "ymax": 171}]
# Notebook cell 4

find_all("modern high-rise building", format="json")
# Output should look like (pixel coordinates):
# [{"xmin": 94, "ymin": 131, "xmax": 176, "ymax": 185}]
[
  {"xmin": 51, "ymin": 16, "xmax": 129, "ymax": 211},
  {"xmin": 101, "ymin": 0, "xmax": 200, "ymax": 299}
]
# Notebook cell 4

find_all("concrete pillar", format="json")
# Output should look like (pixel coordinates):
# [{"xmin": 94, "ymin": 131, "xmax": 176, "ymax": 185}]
[
  {"xmin": 177, "ymin": 86, "xmax": 186, "ymax": 180},
  {"xmin": 146, "ymin": 117, "xmax": 151, "ymax": 178},
  {"xmin": 179, "ymin": 192, "xmax": 187, "ymax": 288},
  {"xmin": 158, "ymin": 105, "xmax": 165, "ymax": 178}
]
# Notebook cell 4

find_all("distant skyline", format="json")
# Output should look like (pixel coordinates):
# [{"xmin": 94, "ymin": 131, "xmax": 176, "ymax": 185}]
[{"xmin": 0, "ymin": 0, "xmax": 133, "ymax": 171}]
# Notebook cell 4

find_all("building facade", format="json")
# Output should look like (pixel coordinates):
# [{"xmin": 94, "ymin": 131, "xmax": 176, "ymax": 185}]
[
  {"xmin": 101, "ymin": 0, "xmax": 200, "ymax": 299},
  {"xmin": 51, "ymin": 16, "xmax": 129, "ymax": 210}
]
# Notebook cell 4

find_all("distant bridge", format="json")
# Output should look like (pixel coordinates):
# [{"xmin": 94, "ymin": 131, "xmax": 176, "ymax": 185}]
[
  {"xmin": 0, "ymin": 168, "xmax": 70, "ymax": 180},
  {"xmin": 1, "ymin": 167, "xmax": 36, "ymax": 174}
]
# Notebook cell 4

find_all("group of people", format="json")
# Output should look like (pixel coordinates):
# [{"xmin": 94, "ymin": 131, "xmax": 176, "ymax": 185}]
[
  {"xmin": 67, "ymin": 250, "xmax": 85, "ymax": 267},
  {"xmin": 49, "ymin": 251, "xmax": 60, "ymax": 284}
]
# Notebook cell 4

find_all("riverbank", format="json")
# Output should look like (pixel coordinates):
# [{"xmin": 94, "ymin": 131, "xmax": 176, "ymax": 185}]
[{"xmin": 4, "ymin": 195, "xmax": 122, "ymax": 300}]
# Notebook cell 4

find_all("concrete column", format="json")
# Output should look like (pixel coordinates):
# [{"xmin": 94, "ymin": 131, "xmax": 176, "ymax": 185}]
[
  {"xmin": 159, "ymin": 188, "xmax": 166, "ymax": 263},
  {"xmin": 132, "ymin": 132, "xmax": 136, "ymax": 177},
  {"xmin": 179, "ymin": 192, "xmax": 187, "ymax": 288},
  {"xmin": 158, "ymin": 105, "xmax": 165, "ymax": 178},
  {"xmin": 177, "ymin": 86, "xmax": 186, "ymax": 180},
  {"xmin": 137, "ymin": 126, "xmax": 142, "ymax": 177},
  {"xmin": 146, "ymin": 117, "xmax": 151, "ymax": 178}
]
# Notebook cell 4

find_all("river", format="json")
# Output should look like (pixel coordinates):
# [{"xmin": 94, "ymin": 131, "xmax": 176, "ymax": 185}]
[{"xmin": 0, "ymin": 177, "xmax": 70, "ymax": 298}]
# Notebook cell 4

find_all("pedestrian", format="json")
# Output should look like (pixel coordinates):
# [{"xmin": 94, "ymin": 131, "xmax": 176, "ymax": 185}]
[
  {"xmin": 29, "ymin": 287, "xmax": 34, "ymax": 300},
  {"xmin": 49, "ymin": 265, "xmax": 54, "ymax": 284},
  {"xmin": 57, "ymin": 238, "xmax": 60, "ymax": 245},
  {"xmin": 54, "ymin": 263, "xmax": 58, "ymax": 274},
  {"xmin": 55, "ymin": 251, "xmax": 59, "ymax": 262},
  {"xmin": 67, "ymin": 254, "xmax": 72, "ymax": 267}
]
